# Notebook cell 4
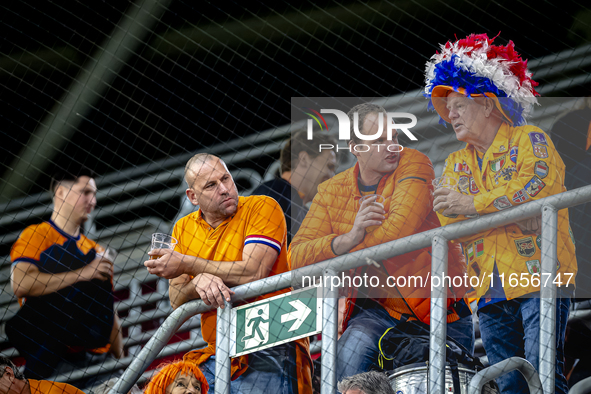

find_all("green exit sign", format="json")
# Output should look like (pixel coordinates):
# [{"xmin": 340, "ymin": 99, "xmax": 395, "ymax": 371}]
[{"xmin": 231, "ymin": 286, "xmax": 322, "ymax": 357}]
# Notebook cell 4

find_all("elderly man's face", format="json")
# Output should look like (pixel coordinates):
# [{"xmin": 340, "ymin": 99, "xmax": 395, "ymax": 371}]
[{"xmin": 446, "ymin": 92, "xmax": 489, "ymax": 145}]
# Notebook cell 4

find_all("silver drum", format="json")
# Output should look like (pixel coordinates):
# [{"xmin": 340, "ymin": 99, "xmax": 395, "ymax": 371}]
[{"xmin": 388, "ymin": 363, "xmax": 499, "ymax": 394}]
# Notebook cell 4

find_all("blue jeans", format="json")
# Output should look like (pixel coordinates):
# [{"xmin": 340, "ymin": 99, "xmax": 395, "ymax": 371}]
[
  {"xmin": 200, "ymin": 343, "xmax": 298, "ymax": 394},
  {"xmin": 478, "ymin": 293, "xmax": 571, "ymax": 394},
  {"xmin": 336, "ymin": 301, "xmax": 474, "ymax": 380}
]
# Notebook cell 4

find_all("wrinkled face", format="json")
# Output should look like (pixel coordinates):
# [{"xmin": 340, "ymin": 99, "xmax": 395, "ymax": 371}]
[
  {"xmin": 304, "ymin": 150, "xmax": 337, "ymax": 197},
  {"xmin": 186, "ymin": 158, "xmax": 239, "ymax": 219},
  {"xmin": 55, "ymin": 176, "xmax": 97, "ymax": 224},
  {"xmin": 351, "ymin": 112, "xmax": 400, "ymax": 177},
  {"xmin": 446, "ymin": 92, "xmax": 489, "ymax": 144},
  {"xmin": 166, "ymin": 372, "xmax": 201, "ymax": 394}
]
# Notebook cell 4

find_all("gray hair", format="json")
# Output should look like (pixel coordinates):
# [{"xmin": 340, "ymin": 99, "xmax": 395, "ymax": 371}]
[
  {"xmin": 337, "ymin": 371, "xmax": 395, "ymax": 394},
  {"xmin": 347, "ymin": 103, "xmax": 388, "ymax": 144},
  {"xmin": 0, "ymin": 355, "xmax": 25, "ymax": 380}
]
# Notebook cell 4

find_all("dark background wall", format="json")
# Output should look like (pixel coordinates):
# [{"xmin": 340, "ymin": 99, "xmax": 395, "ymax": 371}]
[{"xmin": 1, "ymin": 0, "xmax": 590, "ymax": 197}]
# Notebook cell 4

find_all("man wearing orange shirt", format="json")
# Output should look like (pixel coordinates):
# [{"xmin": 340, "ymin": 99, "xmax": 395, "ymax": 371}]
[
  {"xmin": 144, "ymin": 154, "xmax": 311, "ymax": 394},
  {"xmin": 0, "ymin": 355, "xmax": 84, "ymax": 394},
  {"xmin": 291, "ymin": 103, "xmax": 472, "ymax": 380}
]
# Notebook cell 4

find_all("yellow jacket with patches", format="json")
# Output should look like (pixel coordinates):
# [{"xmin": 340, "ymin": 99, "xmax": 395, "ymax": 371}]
[{"xmin": 438, "ymin": 123, "xmax": 577, "ymax": 300}]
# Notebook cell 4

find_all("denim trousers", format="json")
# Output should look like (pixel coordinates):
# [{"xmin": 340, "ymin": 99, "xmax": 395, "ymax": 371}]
[
  {"xmin": 200, "ymin": 342, "xmax": 298, "ymax": 394},
  {"xmin": 478, "ymin": 292, "xmax": 571, "ymax": 394},
  {"xmin": 335, "ymin": 301, "xmax": 475, "ymax": 381}
]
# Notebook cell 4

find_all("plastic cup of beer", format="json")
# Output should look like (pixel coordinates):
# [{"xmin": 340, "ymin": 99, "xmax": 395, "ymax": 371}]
[
  {"xmin": 359, "ymin": 194, "xmax": 385, "ymax": 232},
  {"xmin": 150, "ymin": 233, "xmax": 178, "ymax": 260},
  {"xmin": 97, "ymin": 247, "xmax": 118, "ymax": 263},
  {"xmin": 432, "ymin": 176, "xmax": 458, "ymax": 191},
  {"xmin": 432, "ymin": 176, "xmax": 457, "ymax": 214},
  {"xmin": 96, "ymin": 247, "xmax": 117, "ymax": 280}
]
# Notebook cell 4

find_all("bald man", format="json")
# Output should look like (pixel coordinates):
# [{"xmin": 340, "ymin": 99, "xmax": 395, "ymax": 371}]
[{"xmin": 144, "ymin": 154, "xmax": 312, "ymax": 394}]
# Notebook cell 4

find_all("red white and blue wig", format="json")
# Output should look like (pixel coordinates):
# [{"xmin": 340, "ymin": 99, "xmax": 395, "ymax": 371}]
[{"xmin": 424, "ymin": 33, "xmax": 540, "ymax": 126}]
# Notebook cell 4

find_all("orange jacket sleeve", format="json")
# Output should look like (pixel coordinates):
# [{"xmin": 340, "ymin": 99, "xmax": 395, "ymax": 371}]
[
  {"xmin": 352, "ymin": 150, "xmax": 435, "ymax": 252},
  {"xmin": 289, "ymin": 189, "xmax": 339, "ymax": 270}
]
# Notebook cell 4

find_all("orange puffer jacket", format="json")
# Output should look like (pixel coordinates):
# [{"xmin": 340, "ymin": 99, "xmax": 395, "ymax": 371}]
[{"xmin": 290, "ymin": 148, "xmax": 468, "ymax": 329}]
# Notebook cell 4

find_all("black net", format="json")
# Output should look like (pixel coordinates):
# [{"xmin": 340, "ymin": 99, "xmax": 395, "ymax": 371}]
[{"xmin": 1, "ymin": 1, "xmax": 590, "ymax": 393}]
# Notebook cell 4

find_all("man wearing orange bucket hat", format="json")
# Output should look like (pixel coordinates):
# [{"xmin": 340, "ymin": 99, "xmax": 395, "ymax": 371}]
[{"xmin": 425, "ymin": 33, "xmax": 577, "ymax": 394}]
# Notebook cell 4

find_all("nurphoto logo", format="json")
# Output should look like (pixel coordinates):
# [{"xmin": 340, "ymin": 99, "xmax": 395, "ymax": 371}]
[
  {"xmin": 304, "ymin": 108, "xmax": 418, "ymax": 141},
  {"xmin": 303, "ymin": 108, "xmax": 418, "ymax": 152}
]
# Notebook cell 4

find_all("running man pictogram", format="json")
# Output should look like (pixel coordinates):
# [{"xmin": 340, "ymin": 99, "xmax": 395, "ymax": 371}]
[{"xmin": 242, "ymin": 309, "xmax": 269, "ymax": 342}]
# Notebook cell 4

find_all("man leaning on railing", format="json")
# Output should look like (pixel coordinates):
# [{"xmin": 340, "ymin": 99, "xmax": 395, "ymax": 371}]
[
  {"xmin": 425, "ymin": 33, "xmax": 577, "ymax": 394},
  {"xmin": 144, "ymin": 153, "xmax": 312, "ymax": 394}
]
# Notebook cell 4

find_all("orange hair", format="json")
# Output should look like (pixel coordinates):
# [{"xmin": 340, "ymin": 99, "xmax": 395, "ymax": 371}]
[{"xmin": 144, "ymin": 359, "xmax": 209, "ymax": 394}]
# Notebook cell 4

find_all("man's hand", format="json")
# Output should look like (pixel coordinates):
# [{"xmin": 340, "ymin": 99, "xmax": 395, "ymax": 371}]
[
  {"xmin": 433, "ymin": 188, "xmax": 477, "ymax": 216},
  {"xmin": 79, "ymin": 257, "xmax": 113, "ymax": 282},
  {"xmin": 144, "ymin": 249, "xmax": 186, "ymax": 279},
  {"xmin": 192, "ymin": 273, "xmax": 234, "ymax": 308},
  {"xmin": 333, "ymin": 196, "xmax": 386, "ymax": 255},
  {"xmin": 515, "ymin": 215, "xmax": 542, "ymax": 235}
]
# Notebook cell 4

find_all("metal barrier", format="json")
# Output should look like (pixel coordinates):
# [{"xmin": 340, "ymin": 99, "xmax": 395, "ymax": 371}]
[
  {"xmin": 468, "ymin": 357, "xmax": 543, "ymax": 394},
  {"xmin": 107, "ymin": 184, "xmax": 591, "ymax": 394},
  {"xmin": 569, "ymin": 376, "xmax": 591, "ymax": 394}
]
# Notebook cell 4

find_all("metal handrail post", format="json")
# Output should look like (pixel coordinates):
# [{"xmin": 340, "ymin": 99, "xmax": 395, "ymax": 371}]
[
  {"xmin": 321, "ymin": 269, "xmax": 339, "ymax": 394},
  {"xmin": 109, "ymin": 301, "xmax": 211, "ymax": 394},
  {"xmin": 540, "ymin": 204, "xmax": 559, "ymax": 394},
  {"xmin": 468, "ymin": 357, "xmax": 543, "ymax": 394},
  {"xmin": 429, "ymin": 235, "xmax": 448, "ymax": 394},
  {"xmin": 568, "ymin": 376, "xmax": 591, "ymax": 394},
  {"xmin": 215, "ymin": 302, "xmax": 233, "ymax": 394}
]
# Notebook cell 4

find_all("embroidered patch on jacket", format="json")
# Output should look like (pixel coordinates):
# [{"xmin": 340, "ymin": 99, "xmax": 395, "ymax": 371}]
[
  {"xmin": 526, "ymin": 260, "xmax": 541, "ymax": 275},
  {"xmin": 489, "ymin": 154, "xmax": 507, "ymax": 172},
  {"xmin": 471, "ymin": 261, "xmax": 481, "ymax": 277},
  {"xmin": 536, "ymin": 235, "xmax": 541, "ymax": 249},
  {"xmin": 533, "ymin": 145, "xmax": 549, "ymax": 159},
  {"xmin": 467, "ymin": 242, "xmax": 474, "ymax": 262},
  {"xmin": 510, "ymin": 146, "xmax": 518, "ymax": 163},
  {"xmin": 529, "ymin": 132, "xmax": 548, "ymax": 146},
  {"xmin": 512, "ymin": 189, "xmax": 530, "ymax": 203},
  {"xmin": 494, "ymin": 165, "xmax": 517, "ymax": 184},
  {"xmin": 458, "ymin": 176, "xmax": 470, "ymax": 194},
  {"xmin": 569, "ymin": 227, "xmax": 576, "ymax": 245},
  {"xmin": 534, "ymin": 161, "xmax": 549, "ymax": 179},
  {"xmin": 525, "ymin": 176, "xmax": 546, "ymax": 197},
  {"xmin": 475, "ymin": 239, "xmax": 484, "ymax": 257},
  {"xmin": 515, "ymin": 237, "xmax": 536, "ymax": 257},
  {"xmin": 469, "ymin": 177, "xmax": 480, "ymax": 194},
  {"xmin": 454, "ymin": 161, "xmax": 472, "ymax": 174},
  {"xmin": 493, "ymin": 196, "xmax": 512, "ymax": 210}
]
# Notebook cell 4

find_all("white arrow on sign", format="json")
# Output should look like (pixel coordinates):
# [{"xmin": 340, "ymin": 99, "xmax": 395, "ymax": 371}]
[{"xmin": 280, "ymin": 300, "xmax": 312, "ymax": 332}]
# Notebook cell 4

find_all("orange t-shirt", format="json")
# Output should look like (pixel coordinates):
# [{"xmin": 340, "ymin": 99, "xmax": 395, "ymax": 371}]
[
  {"xmin": 177, "ymin": 195, "xmax": 312, "ymax": 393},
  {"xmin": 28, "ymin": 379, "xmax": 85, "ymax": 394}
]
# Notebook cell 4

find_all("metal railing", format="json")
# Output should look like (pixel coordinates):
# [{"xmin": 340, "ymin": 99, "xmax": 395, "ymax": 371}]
[
  {"xmin": 108, "ymin": 184, "xmax": 591, "ymax": 394},
  {"xmin": 568, "ymin": 376, "xmax": 591, "ymax": 394}
]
